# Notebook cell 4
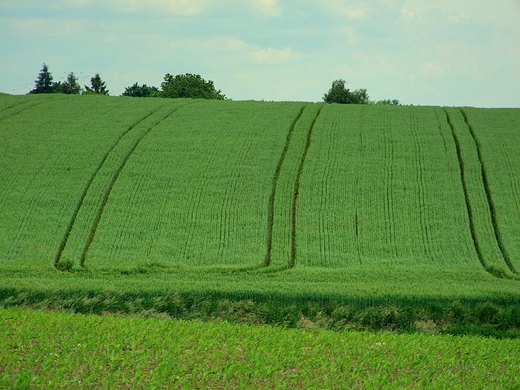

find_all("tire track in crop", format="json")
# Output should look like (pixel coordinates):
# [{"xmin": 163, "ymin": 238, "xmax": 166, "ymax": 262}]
[
  {"xmin": 0, "ymin": 96, "xmax": 69, "ymax": 124},
  {"xmin": 54, "ymin": 108, "xmax": 160, "ymax": 267},
  {"xmin": 264, "ymin": 105, "xmax": 306, "ymax": 267},
  {"xmin": 290, "ymin": 105, "xmax": 324, "ymax": 268},
  {"xmin": 0, "ymin": 101, "xmax": 45, "ymax": 123},
  {"xmin": 54, "ymin": 103, "xmax": 188, "ymax": 268},
  {"xmin": 433, "ymin": 109, "xmax": 449, "ymax": 154},
  {"xmin": 0, "ymin": 100, "xmax": 30, "ymax": 116},
  {"xmin": 444, "ymin": 109, "xmax": 487, "ymax": 271},
  {"xmin": 461, "ymin": 109, "xmax": 517, "ymax": 274},
  {"xmin": 444, "ymin": 108, "xmax": 515, "ymax": 277},
  {"xmin": 488, "ymin": 118, "xmax": 520, "ymax": 266},
  {"xmin": 78, "ymin": 105, "xmax": 191, "ymax": 267}
]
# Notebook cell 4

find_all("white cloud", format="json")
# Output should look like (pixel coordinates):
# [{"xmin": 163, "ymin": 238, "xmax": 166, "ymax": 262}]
[
  {"xmin": 400, "ymin": 9, "xmax": 415, "ymax": 19},
  {"xmin": 252, "ymin": 0, "xmax": 282, "ymax": 17},
  {"xmin": 249, "ymin": 47, "xmax": 302, "ymax": 65},
  {"xmin": 320, "ymin": 1, "xmax": 367, "ymax": 19},
  {"xmin": 112, "ymin": 0, "xmax": 215, "ymax": 15},
  {"xmin": 342, "ymin": 26, "xmax": 359, "ymax": 45},
  {"xmin": 342, "ymin": 8, "xmax": 366, "ymax": 19}
]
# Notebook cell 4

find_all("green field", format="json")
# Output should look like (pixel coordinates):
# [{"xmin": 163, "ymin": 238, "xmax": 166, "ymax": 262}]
[
  {"xmin": 2, "ymin": 307, "xmax": 519, "ymax": 389},
  {"xmin": 1, "ymin": 94, "xmax": 520, "ymax": 335}
]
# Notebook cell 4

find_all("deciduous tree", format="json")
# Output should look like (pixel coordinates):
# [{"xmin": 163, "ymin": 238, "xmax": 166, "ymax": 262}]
[
  {"xmin": 122, "ymin": 83, "xmax": 158, "ymax": 97},
  {"xmin": 323, "ymin": 80, "xmax": 369, "ymax": 104},
  {"xmin": 159, "ymin": 73, "xmax": 225, "ymax": 99}
]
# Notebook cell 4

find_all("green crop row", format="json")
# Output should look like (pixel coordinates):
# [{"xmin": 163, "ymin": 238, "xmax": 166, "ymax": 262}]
[
  {"xmin": 0, "ymin": 95, "xmax": 168, "ymax": 268},
  {"xmin": 463, "ymin": 108, "xmax": 520, "ymax": 273},
  {"xmin": 2, "ymin": 307, "xmax": 520, "ymax": 389},
  {"xmin": 298, "ymin": 105, "xmax": 479, "ymax": 269},
  {"xmin": 82, "ymin": 100, "xmax": 305, "ymax": 268}
]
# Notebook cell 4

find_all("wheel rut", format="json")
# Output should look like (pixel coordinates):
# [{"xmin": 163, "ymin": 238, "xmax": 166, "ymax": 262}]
[
  {"xmin": 55, "ymin": 103, "xmax": 191, "ymax": 268},
  {"xmin": 289, "ymin": 105, "xmax": 324, "ymax": 268},
  {"xmin": 264, "ymin": 105, "xmax": 306, "ymax": 267},
  {"xmin": 444, "ymin": 108, "xmax": 516, "ymax": 278},
  {"xmin": 460, "ymin": 109, "xmax": 517, "ymax": 274}
]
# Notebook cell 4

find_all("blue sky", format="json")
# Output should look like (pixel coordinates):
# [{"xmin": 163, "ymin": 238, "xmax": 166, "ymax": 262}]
[{"xmin": 1, "ymin": 0, "xmax": 519, "ymax": 107}]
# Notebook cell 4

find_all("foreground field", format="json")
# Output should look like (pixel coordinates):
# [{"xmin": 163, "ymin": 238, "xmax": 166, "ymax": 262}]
[
  {"xmin": 1, "ymin": 94, "xmax": 520, "ymax": 335},
  {"xmin": 1, "ymin": 307, "xmax": 519, "ymax": 389}
]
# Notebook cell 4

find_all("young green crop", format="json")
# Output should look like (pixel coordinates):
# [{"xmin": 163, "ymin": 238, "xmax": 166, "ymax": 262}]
[
  {"xmin": 462, "ymin": 108, "xmax": 520, "ymax": 274},
  {"xmin": 1, "ymin": 307, "xmax": 519, "ymax": 389},
  {"xmin": 83, "ymin": 99, "xmax": 304, "ymax": 269},
  {"xmin": 297, "ymin": 105, "xmax": 482, "ymax": 269},
  {"xmin": 0, "ymin": 95, "xmax": 168, "ymax": 269}
]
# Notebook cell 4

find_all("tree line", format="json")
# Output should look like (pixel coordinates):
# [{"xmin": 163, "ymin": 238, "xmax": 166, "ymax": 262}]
[
  {"xmin": 30, "ymin": 64, "xmax": 109, "ymax": 95},
  {"xmin": 322, "ymin": 79, "xmax": 400, "ymax": 106},
  {"xmin": 29, "ymin": 63, "xmax": 399, "ymax": 105},
  {"xmin": 29, "ymin": 64, "xmax": 225, "ymax": 100}
]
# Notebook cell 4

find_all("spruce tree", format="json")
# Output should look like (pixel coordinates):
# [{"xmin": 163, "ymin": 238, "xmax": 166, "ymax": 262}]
[
  {"xmin": 84, "ymin": 73, "xmax": 109, "ymax": 95},
  {"xmin": 29, "ymin": 63, "xmax": 56, "ymax": 94},
  {"xmin": 59, "ymin": 72, "xmax": 82, "ymax": 94}
]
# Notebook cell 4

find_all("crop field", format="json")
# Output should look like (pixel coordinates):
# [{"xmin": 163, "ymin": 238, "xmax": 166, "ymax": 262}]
[
  {"xmin": 1, "ymin": 94, "xmax": 520, "ymax": 335},
  {"xmin": 2, "ymin": 307, "xmax": 520, "ymax": 389}
]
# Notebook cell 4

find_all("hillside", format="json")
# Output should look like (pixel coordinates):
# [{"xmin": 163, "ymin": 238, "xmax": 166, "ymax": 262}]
[{"xmin": 1, "ymin": 94, "xmax": 520, "ymax": 334}]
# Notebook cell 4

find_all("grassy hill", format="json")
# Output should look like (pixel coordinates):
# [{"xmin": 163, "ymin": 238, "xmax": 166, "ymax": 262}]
[{"xmin": 1, "ymin": 94, "xmax": 520, "ymax": 335}]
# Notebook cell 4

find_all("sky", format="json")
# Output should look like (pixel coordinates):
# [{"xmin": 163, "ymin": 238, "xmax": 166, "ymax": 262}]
[{"xmin": 1, "ymin": 0, "xmax": 519, "ymax": 107}]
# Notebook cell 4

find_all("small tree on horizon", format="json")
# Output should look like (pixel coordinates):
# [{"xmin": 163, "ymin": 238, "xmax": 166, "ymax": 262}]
[
  {"xmin": 372, "ymin": 99, "xmax": 401, "ymax": 106},
  {"xmin": 122, "ymin": 82, "xmax": 159, "ymax": 97},
  {"xmin": 323, "ymin": 79, "xmax": 369, "ymax": 104},
  {"xmin": 84, "ymin": 73, "xmax": 109, "ymax": 95},
  {"xmin": 159, "ymin": 73, "xmax": 226, "ymax": 99},
  {"xmin": 58, "ymin": 72, "xmax": 82, "ymax": 94},
  {"xmin": 29, "ymin": 63, "xmax": 56, "ymax": 94}
]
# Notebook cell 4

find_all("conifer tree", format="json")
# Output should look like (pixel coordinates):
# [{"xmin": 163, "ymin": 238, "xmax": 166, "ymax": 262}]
[
  {"xmin": 84, "ymin": 73, "xmax": 109, "ymax": 95},
  {"xmin": 29, "ymin": 63, "xmax": 56, "ymax": 94},
  {"xmin": 59, "ymin": 72, "xmax": 82, "ymax": 94}
]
